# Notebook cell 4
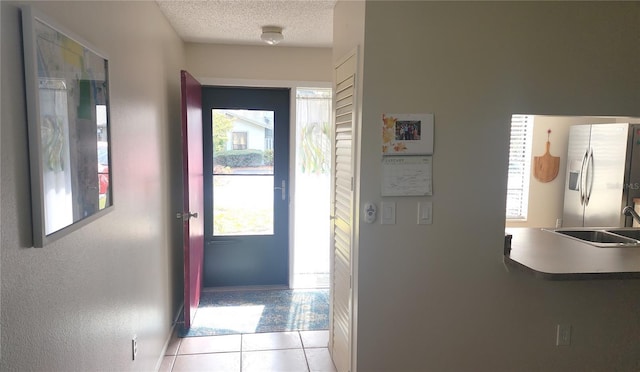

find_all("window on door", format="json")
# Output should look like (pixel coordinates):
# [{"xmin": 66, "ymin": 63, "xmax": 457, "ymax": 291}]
[{"xmin": 212, "ymin": 109, "xmax": 275, "ymax": 236}]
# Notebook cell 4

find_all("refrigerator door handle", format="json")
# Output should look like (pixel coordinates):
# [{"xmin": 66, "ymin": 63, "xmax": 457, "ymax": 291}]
[
  {"xmin": 585, "ymin": 148, "xmax": 595, "ymax": 205},
  {"xmin": 579, "ymin": 150, "xmax": 589, "ymax": 205}
]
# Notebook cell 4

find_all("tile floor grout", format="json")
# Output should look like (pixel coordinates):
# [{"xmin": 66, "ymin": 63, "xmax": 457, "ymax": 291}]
[{"xmin": 162, "ymin": 329, "xmax": 336, "ymax": 372}]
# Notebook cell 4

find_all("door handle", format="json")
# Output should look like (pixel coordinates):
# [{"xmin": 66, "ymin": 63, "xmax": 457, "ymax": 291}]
[
  {"xmin": 585, "ymin": 149, "xmax": 594, "ymax": 205},
  {"xmin": 579, "ymin": 150, "xmax": 589, "ymax": 205},
  {"xmin": 176, "ymin": 212, "xmax": 198, "ymax": 221},
  {"xmin": 274, "ymin": 180, "xmax": 286, "ymax": 201}
]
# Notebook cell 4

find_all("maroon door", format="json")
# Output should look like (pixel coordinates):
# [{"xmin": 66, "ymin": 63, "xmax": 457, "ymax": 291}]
[{"xmin": 180, "ymin": 70, "xmax": 204, "ymax": 329}]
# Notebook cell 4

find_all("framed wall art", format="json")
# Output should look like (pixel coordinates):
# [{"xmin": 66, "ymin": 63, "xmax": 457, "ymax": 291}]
[
  {"xmin": 382, "ymin": 113, "xmax": 434, "ymax": 155},
  {"xmin": 22, "ymin": 6, "xmax": 113, "ymax": 247}
]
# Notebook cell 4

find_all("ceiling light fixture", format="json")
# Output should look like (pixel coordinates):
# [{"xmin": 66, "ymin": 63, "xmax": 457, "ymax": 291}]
[{"xmin": 261, "ymin": 26, "xmax": 284, "ymax": 45}]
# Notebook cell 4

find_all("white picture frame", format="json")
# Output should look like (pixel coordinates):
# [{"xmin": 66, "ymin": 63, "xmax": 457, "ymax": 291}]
[
  {"xmin": 382, "ymin": 113, "xmax": 434, "ymax": 155},
  {"xmin": 22, "ymin": 6, "xmax": 114, "ymax": 247}
]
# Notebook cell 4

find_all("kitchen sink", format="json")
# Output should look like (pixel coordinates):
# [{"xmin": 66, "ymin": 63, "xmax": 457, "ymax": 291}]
[
  {"xmin": 547, "ymin": 228, "xmax": 640, "ymax": 247},
  {"xmin": 604, "ymin": 228, "xmax": 640, "ymax": 241}
]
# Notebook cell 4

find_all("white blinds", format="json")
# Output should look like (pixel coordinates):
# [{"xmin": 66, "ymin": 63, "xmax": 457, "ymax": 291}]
[{"xmin": 506, "ymin": 115, "xmax": 534, "ymax": 220}]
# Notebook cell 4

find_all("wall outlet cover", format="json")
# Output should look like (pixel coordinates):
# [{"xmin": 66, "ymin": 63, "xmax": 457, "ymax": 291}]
[{"xmin": 556, "ymin": 324, "xmax": 571, "ymax": 346}]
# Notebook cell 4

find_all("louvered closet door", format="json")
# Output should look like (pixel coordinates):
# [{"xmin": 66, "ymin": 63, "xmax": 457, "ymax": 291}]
[{"xmin": 330, "ymin": 52, "xmax": 356, "ymax": 372}]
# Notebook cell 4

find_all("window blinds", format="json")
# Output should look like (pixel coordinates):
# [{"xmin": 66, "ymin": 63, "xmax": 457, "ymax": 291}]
[{"xmin": 506, "ymin": 115, "xmax": 534, "ymax": 220}]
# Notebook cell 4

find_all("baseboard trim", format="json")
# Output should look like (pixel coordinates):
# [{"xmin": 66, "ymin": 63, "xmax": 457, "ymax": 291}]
[{"xmin": 154, "ymin": 305, "xmax": 183, "ymax": 372}]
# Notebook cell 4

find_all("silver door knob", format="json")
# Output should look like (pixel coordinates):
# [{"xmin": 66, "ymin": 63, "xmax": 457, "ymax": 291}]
[{"xmin": 176, "ymin": 212, "xmax": 198, "ymax": 220}]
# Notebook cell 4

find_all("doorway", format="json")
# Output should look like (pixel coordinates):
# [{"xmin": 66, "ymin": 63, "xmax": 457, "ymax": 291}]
[
  {"xmin": 181, "ymin": 84, "xmax": 333, "ymax": 339},
  {"xmin": 202, "ymin": 86, "xmax": 290, "ymax": 287}
]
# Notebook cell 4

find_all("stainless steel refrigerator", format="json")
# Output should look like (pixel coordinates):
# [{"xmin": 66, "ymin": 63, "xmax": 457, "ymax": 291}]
[{"xmin": 562, "ymin": 123, "xmax": 640, "ymax": 227}]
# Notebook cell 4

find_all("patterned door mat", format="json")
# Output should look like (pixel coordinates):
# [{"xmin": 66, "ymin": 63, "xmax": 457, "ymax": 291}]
[{"xmin": 180, "ymin": 289, "xmax": 329, "ymax": 337}]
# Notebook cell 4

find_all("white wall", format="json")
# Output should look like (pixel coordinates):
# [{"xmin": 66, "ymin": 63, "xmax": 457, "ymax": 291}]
[
  {"xmin": 1, "ymin": 1, "xmax": 185, "ymax": 370},
  {"xmin": 342, "ymin": 2, "xmax": 640, "ymax": 371},
  {"xmin": 186, "ymin": 43, "xmax": 332, "ymax": 83}
]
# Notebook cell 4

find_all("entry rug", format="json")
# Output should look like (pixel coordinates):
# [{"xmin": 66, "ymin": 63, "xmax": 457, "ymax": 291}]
[{"xmin": 179, "ymin": 289, "xmax": 329, "ymax": 337}]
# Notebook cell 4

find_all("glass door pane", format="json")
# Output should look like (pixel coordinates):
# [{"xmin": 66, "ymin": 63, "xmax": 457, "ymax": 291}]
[
  {"xmin": 212, "ymin": 109, "xmax": 275, "ymax": 236},
  {"xmin": 293, "ymin": 88, "xmax": 332, "ymax": 288}
]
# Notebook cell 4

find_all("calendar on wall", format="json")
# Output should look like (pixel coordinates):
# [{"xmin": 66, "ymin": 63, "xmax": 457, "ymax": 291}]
[
  {"xmin": 381, "ymin": 113, "xmax": 434, "ymax": 196},
  {"xmin": 381, "ymin": 156, "xmax": 432, "ymax": 196}
]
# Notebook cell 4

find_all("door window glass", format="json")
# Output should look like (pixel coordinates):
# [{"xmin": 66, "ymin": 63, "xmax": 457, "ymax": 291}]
[{"xmin": 212, "ymin": 109, "xmax": 275, "ymax": 235}]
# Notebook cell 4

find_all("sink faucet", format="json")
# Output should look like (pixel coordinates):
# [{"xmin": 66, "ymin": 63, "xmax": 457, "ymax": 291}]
[{"xmin": 622, "ymin": 206, "xmax": 640, "ymax": 225}]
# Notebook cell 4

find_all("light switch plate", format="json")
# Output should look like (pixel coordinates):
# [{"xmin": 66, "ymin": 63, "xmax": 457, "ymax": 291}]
[
  {"xmin": 418, "ymin": 201, "xmax": 433, "ymax": 225},
  {"xmin": 380, "ymin": 202, "xmax": 396, "ymax": 225},
  {"xmin": 556, "ymin": 324, "xmax": 571, "ymax": 346}
]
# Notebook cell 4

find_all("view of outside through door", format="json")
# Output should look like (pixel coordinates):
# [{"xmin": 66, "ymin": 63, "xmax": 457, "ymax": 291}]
[
  {"xmin": 210, "ymin": 89, "xmax": 331, "ymax": 288},
  {"xmin": 212, "ymin": 109, "xmax": 275, "ymax": 235},
  {"xmin": 293, "ymin": 88, "xmax": 332, "ymax": 288}
]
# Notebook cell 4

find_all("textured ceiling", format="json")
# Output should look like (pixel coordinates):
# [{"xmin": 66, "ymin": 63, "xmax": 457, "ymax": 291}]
[{"xmin": 155, "ymin": 0, "xmax": 336, "ymax": 47}]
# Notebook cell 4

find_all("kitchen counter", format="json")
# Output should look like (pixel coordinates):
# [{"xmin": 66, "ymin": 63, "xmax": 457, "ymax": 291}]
[{"xmin": 504, "ymin": 227, "xmax": 640, "ymax": 280}]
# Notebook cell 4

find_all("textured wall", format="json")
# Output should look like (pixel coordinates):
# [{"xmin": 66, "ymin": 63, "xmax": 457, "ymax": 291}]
[
  {"xmin": 1, "ymin": 1, "xmax": 185, "ymax": 370},
  {"xmin": 346, "ymin": 1, "xmax": 640, "ymax": 371}
]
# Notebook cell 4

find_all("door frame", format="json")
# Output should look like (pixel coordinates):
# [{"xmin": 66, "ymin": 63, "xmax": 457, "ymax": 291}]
[{"xmin": 197, "ymin": 78, "xmax": 331, "ymax": 288}]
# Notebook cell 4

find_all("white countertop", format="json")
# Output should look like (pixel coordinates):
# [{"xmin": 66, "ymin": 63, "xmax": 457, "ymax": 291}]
[{"xmin": 504, "ymin": 227, "xmax": 640, "ymax": 279}]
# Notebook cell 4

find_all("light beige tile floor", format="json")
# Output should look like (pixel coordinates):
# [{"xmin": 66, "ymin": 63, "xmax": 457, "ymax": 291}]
[{"xmin": 160, "ymin": 330, "xmax": 336, "ymax": 372}]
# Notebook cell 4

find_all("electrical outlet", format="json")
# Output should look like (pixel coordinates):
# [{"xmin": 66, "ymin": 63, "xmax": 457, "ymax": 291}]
[
  {"xmin": 132, "ymin": 335, "xmax": 138, "ymax": 360},
  {"xmin": 556, "ymin": 324, "xmax": 571, "ymax": 346}
]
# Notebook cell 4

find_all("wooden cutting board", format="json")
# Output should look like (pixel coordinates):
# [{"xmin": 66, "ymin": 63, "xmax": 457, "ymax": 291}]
[{"xmin": 533, "ymin": 141, "xmax": 560, "ymax": 183}]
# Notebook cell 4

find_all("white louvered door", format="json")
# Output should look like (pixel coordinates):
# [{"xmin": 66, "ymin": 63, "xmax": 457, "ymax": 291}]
[{"xmin": 330, "ymin": 51, "xmax": 357, "ymax": 372}]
